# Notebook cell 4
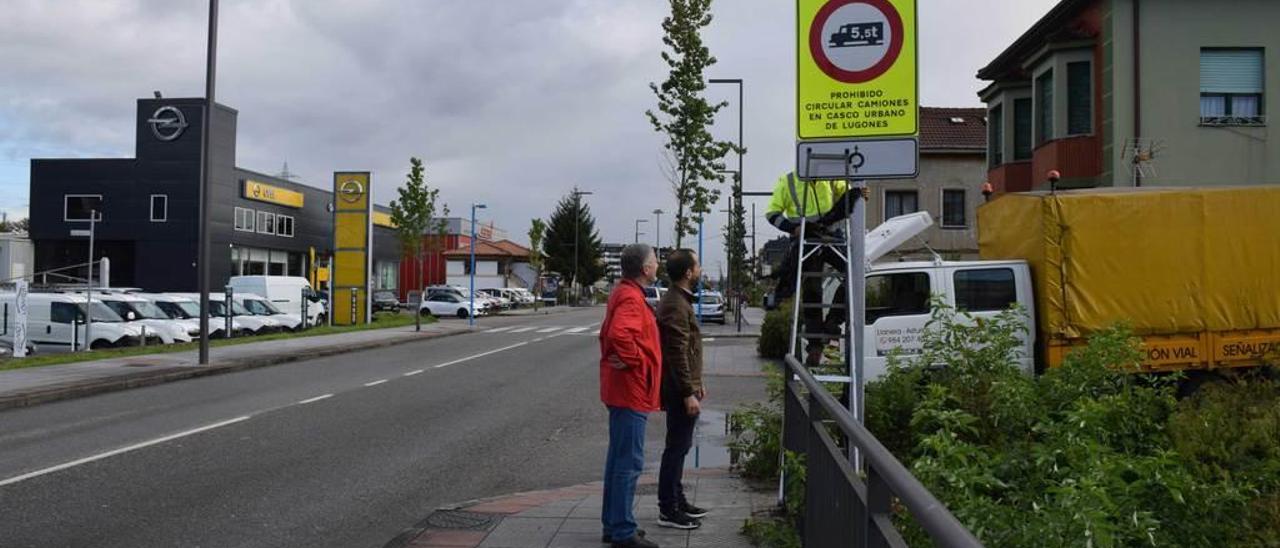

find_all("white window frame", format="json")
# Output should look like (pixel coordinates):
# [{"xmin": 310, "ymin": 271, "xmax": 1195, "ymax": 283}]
[
  {"xmin": 277, "ymin": 215, "xmax": 294, "ymax": 237},
  {"xmin": 234, "ymin": 207, "xmax": 256, "ymax": 232},
  {"xmin": 64, "ymin": 194, "xmax": 104, "ymax": 222},
  {"xmin": 940, "ymin": 188, "xmax": 967, "ymax": 229},
  {"xmin": 257, "ymin": 211, "xmax": 275, "ymax": 235},
  {"xmin": 150, "ymin": 194, "xmax": 168, "ymax": 222}
]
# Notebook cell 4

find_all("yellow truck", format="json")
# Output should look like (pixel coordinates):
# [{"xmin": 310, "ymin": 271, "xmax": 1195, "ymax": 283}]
[{"xmin": 978, "ymin": 186, "xmax": 1280, "ymax": 372}]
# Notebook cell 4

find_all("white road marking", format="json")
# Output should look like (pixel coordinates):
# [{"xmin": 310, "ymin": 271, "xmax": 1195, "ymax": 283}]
[
  {"xmin": 298, "ymin": 394, "xmax": 333, "ymax": 405},
  {"xmin": 702, "ymin": 338, "xmax": 716, "ymax": 342},
  {"xmin": 537, "ymin": 327, "xmax": 563, "ymax": 333},
  {"xmin": 565, "ymin": 327, "xmax": 589, "ymax": 333},
  {"xmin": 404, "ymin": 369, "xmax": 424, "ymax": 377},
  {"xmin": 509, "ymin": 327, "xmax": 536, "ymax": 333},
  {"xmin": 532, "ymin": 338, "xmax": 545, "ymax": 343},
  {"xmin": 431, "ymin": 341, "xmax": 529, "ymax": 369},
  {"xmin": 0, "ymin": 416, "xmax": 252, "ymax": 488},
  {"xmin": 486, "ymin": 326, "xmax": 514, "ymax": 333},
  {"xmin": 364, "ymin": 379, "xmax": 388, "ymax": 387}
]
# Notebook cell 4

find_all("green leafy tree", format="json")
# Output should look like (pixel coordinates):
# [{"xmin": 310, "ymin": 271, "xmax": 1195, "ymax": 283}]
[
  {"xmin": 527, "ymin": 218, "xmax": 547, "ymax": 310},
  {"xmin": 389, "ymin": 157, "xmax": 447, "ymax": 293},
  {"xmin": 646, "ymin": 0, "xmax": 737, "ymax": 248},
  {"xmin": 542, "ymin": 189, "xmax": 604, "ymax": 291}
]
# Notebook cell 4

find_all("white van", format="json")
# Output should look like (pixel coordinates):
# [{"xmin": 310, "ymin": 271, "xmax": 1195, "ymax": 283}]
[
  {"xmin": 83, "ymin": 292, "xmax": 194, "ymax": 344},
  {"xmin": 169, "ymin": 293, "xmax": 285, "ymax": 335},
  {"xmin": 233, "ymin": 292, "xmax": 303, "ymax": 331},
  {"xmin": 227, "ymin": 276, "xmax": 325, "ymax": 326},
  {"xmin": 0, "ymin": 292, "xmax": 145, "ymax": 352},
  {"xmin": 135, "ymin": 293, "xmax": 240, "ymax": 338}
]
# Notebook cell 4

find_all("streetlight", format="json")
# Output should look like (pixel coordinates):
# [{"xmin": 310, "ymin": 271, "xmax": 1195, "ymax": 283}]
[
  {"xmin": 634, "ymin": 218, "xmax": 648, "ymax": 244},
  {"xmin": 197, "ymin": 0, "xmax": 220, "ymax": 365},
  {"xmin": 652, "ymin": 208, "xmax": 664, "ymax": 257},
  {"xmin": 711, "ymin": 78, "xmax": 744, "ymax": 329},
  {"xmin": 718, "ymin": 169, "xmax": 741, "ymax": 326},
  {"xmin": 469, "ymin": 203, "xmax": 487, "ymax": 328},
  {"xmin": 572, "ymin": 189, "xmax": 593, "ymax": 306}
]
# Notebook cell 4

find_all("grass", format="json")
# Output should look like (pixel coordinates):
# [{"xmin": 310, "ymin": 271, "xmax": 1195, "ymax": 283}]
[{"xmin": 0, "ymin": 312, "xmax": 432, "ymax": 372}]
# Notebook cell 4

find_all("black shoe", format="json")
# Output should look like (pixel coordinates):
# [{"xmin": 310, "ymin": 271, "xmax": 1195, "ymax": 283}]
[
  {"xmin": 602, "ymin": 529, "xmax": 646, "ymax": 543},
  {"xmin": 610, "ymin": 534, "xmax": 659, "ymax": 548},
  {"xmin": 657, "ymin": 509, "xmax": 701, "ymax": 530},
  {"xmin": 679, "ymin": 502, "xmax": 709, "ymax": 519}
]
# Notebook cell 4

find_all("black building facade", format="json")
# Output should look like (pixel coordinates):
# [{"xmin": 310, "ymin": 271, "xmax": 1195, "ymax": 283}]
[{"xmin": 30, "ymin": 98, "xmax": 399, "ymax": 292}]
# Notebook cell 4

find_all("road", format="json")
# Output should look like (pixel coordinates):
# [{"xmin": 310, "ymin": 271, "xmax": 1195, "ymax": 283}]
[{"xmin": 0, "ymin": 307, "xmax": 764, "ymax": 548}]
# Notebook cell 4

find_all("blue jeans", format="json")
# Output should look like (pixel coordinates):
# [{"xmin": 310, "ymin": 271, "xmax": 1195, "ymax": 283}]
[
  {"xmin": 658, "ymin": 401, "xmax": 696, "ymax": 512},
  {"xmin": 602, "ymin": 406, "xmax": 647, "ymax": 542}
]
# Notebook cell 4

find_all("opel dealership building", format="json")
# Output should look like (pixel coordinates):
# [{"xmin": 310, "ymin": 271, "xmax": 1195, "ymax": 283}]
[{"xmin": 29, "ymin": 98, "xmax": 400, "ymax": 292}]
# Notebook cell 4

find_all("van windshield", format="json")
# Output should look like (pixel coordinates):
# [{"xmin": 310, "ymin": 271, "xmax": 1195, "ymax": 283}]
[
  {"xmin": 80, "ymin": 302, "xmax": 125, "ymax": 322},
  {"xmin": 103, "ymin": 300, "xmax": 168, "ymax": 320},
  {"xmin": 244, "ymin": 299, "xmax": 281, "ymax": 315}
]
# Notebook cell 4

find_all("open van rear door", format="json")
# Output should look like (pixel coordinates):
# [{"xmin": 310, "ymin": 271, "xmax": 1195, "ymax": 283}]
[{"xmin": 864, "ymin": 211, "xmax": 933, "ymax": 265}]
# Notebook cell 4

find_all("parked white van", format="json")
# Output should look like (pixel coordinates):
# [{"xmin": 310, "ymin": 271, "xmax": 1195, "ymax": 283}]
[
  {"xmin": 170, "ymin": 293, "xmax": 285, "ymax": 334},
  {"xmin": 83, "ymin": 292, "xmax": 194, "ymax": 344},
  {"xmin": 227, "ymin": 276, "xmax": 325, "ymax": 326},
  {"xmin": 233, "ymin": 292, "xmax": 303, "ymax": 331},
  {"xmin": 0, "ymin": 292, "xmax": 145, "ymax": 351},
  {"xmin": 134, "ymin": 293, "xmax": 243, "ymax": 338}
]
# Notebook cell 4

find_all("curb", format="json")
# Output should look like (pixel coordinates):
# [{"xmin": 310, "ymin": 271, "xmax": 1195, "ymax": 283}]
[{"xmin": 0, "ymin": 328, "xmax": 472, "ymax": 412}]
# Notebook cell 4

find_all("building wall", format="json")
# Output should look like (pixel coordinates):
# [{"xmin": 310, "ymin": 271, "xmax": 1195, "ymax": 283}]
[
  {"xmin": 445, "ymin": 258, "xmax": 503, "ymax": 288},
  {"xmin": 1107, "ymin": 0, "xmax": 1280, "ymax": 187},
  {"xmin": 867, "ymin": 153, "xmax": 986, "ymax": 258}
]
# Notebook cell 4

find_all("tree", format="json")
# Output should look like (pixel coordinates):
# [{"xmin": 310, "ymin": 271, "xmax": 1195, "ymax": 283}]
[
  {"xmin": 389, "ymin": 157, "xmax": 447, "ymax": 294},
  {"xmin": 527, "ymin": 218, "xmax": 546, "ymax": 310},
  {"xmin": 646, "ymin": 0, "xmax": 737, "ymax": 248},
  {"xmin": 723, "ymin": 185, "xmax": 749, "ymax": 296},
  {"xmin": 542, "ymin": 189, "xmax": 604, "ymax": 294}
]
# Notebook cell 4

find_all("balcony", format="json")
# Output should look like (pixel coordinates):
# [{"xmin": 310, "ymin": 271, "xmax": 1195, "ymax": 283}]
[
  {"xmin": 987, "ymin": 161, "xmax": 1033, "ymax": 193},
  {"xmin": 1032, "ymin": 135, "xmax": 1101, "ymax": 187}
]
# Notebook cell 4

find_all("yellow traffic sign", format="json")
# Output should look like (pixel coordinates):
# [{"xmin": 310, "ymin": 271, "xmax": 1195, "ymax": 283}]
[{"xmin": 797, "ymin": 0, "xmax": 917, "ymax": 140}]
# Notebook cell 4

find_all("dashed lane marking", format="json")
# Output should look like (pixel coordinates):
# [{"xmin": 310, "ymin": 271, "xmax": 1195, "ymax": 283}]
[
  {"xmin": 509, "ymin": 327, "xmax": 536, "ymax": 333},
  {"xmin": 364, "ymin": 379, "xmax": 388, "ymax": 387},
  {"xmin": 298, "ymin": 394, "xmax": 334, "ymax": 405}
]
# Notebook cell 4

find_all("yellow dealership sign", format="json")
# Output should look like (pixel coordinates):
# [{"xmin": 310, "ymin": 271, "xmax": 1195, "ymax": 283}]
[
  {"xmin": 797, "ymin": 0, "xmax": 917, "ymax": 139},
  {"xmin": 372, "ymin": 211, "xmax": 396, "ymax": 228},
  {"xmin": 243, "ymin": 180, "xmax": 304, "ymax": 208},
  {"xmin": 332, "ymin": 172, "xmax": 371, "ymax": 326}
]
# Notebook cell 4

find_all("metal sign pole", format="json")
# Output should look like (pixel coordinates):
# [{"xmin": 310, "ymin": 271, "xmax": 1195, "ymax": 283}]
[
  {"xmin": 225, "ymin": 286, "xmax": 233, "ymax": 338},
  {"xmin": 13, "ymin": 280, "xmax": 27, "ymax": 358},
  {"xmin": 85, "ymin": 211, "xmax": 95, "ymax": 351}
]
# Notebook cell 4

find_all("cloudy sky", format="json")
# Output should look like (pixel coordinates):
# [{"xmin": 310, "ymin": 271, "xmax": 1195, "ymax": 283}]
[{"xmin": 0, "ymin": 0, "xmax": 1057, "ymax": 273}]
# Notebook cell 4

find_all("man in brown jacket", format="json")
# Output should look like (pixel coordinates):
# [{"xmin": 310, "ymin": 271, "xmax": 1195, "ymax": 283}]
[{"xmin": 655, "ymin": 249, "xmax": 709, "ymax": 530}]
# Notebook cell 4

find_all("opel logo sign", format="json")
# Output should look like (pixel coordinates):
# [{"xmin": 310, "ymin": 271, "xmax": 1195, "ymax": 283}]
[
  {"xmin": 147, "ymin": 106, "xmax": 188, "ymax": 142},
  {"xmin": 339, "ymin": 180, "xmax": 365, "ymax": 203}
]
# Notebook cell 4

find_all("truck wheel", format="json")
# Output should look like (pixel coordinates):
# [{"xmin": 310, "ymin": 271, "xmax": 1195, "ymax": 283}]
[{"xmin": 456, "ymin": 309, "xmax": 470, "ymax": 319}]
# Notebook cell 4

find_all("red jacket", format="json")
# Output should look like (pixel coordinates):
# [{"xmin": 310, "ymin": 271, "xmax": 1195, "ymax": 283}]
[{"xmin": 599, "ymin": 279, "xmax": 662, "ymax": 412}]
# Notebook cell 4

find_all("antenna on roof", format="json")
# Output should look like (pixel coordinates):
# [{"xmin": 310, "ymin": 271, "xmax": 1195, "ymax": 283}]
[
  {"xmin": 1124, "ymin": 138, "xmax": 1164, "ymax": 186},
  {"xmin": 276, "ymin": 161, "xmax": 301, "ymax": 181}
]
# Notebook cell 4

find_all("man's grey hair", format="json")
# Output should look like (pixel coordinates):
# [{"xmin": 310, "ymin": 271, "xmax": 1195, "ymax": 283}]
[{"xmin": 620, "ymin": 243, "xmax": 655, "ymax": 279}]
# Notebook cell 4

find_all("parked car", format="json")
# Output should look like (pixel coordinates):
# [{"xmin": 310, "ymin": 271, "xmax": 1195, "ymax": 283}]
[
  {"xmin": 509, "ymin": 288, "xmax": 536, "ymax": 306},
  {"xmin": 136, "ymin": 293, "xmax": 238, "ymax": 338},
  {"xmin": 697, "ymin": 291, "xmax": 726, "ymax": 324},
  {"xmin": 227, "ymin": 276, "xmax": 326, "ymax": 326},
  {"xmin": 420, "ymin": 292, "xmax": 484, "ymax": 319},
  {"xmin": 88, "ymin": 292, "xmax": 194, "ymax": 344},
  {"xmin": 372, "ymin": 290, "xmax": 401, "ymax": 313},
  {"xmin": 170, "ymin": 293, "xmax": 284, "ymax": 335},
  {"xmin": 478, "ymin": 288, "xmax": 513, "ymax": 310},
  {"xmin": 428, "ymin": 286, "xmax": 495, "ymax": 315},
  {"xmin": 234, "ymin": 293, "xmax": 304, "ymax": 331},
  {"xmin": 0, "ymin": 292, "xmax": 144, "ymax": 351}
]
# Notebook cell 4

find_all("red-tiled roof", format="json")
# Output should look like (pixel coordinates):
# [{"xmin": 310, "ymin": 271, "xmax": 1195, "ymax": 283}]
[
  {"xmin": 443, "ymin": 239, "xmax": 531, "ymax": 258},
  {"xmin": 919, "ymin": 107, "xmax": 987, "ymax": 153}
]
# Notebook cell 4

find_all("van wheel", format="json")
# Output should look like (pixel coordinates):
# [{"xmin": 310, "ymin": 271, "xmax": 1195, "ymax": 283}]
[
  {"xmin": 90, "ymin": 340, "xmax": 112, "ymax": 350},
  {"xmin": 456, "ymin": 309, "xmax": 470, "ymax": 319},
  {"xmin": 315, "ymin": 314, "xmax": 326, "ymax": 325}
]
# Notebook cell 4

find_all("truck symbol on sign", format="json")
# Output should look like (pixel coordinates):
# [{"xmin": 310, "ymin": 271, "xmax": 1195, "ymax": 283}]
[{"xmin": 829, "ymin": 22, "xmax": 884, "ymax": 48}]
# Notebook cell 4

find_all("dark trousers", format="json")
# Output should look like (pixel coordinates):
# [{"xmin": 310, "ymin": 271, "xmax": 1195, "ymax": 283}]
[
  {"xmin": 657, "ymin": 400, "xmax": 697, "ymax": 512},
  {"xmin": 602, "ymin": 406, "xmax": 647, "ymax": 542},
  {"xmin": 799, "ymin": 243, "xmax": 848, "ymax": 354}
]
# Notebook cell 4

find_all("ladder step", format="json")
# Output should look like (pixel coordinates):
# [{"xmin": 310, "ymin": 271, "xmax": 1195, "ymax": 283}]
[
  {"xmin": 801, "ymin": 303, "xmax": 846, "ymax": 309},
  {"xmin": 804, "ymin": 237, "xmax": 848, "ymax": 245},
  {"xmin": 801, "ymin": 272, "xmax": 846, "ymax": 279}
]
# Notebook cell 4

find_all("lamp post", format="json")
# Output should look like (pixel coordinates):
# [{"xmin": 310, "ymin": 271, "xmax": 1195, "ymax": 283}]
[
  {"xmin": 469, "ymin": 203, "xmax": 487, "ymax": 327},
  {"xmin": 711, "ymin": 78, "xmax": 744, "ymax": 330},
  {"xmin": 197, "ymin": 0, "xmax": 220, "ymax": 365},
  {"xmin": 652, "ymin": 208, "xmax": 664, "ymax": 256},
  {"xmin": 634, "ymin": 218, "xmax": 647, "ymax": 244},
  {"xmin": 572, "ymin": 189, "xmax": 592, "ymax": 306}
]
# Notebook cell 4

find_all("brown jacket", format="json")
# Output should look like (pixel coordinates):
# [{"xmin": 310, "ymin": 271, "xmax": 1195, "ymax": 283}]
[{"xmin": 657, "ymin": 286, "xmax": 703, "ymax": 407}]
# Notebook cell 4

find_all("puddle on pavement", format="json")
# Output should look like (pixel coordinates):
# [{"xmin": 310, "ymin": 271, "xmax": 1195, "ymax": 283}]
[{"xmin": 688, "ymin": 408, "xmax": 732, "ymax": 469}]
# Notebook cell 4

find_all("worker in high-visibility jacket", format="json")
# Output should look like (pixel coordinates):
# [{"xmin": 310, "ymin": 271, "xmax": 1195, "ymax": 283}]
[{"xmin": 765, "ymin": 172, "xmax": 856, "ymax": 366}]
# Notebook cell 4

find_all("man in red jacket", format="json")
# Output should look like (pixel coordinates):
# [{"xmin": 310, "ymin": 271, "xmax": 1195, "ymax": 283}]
[{"xmin": 599, "ymin": 243, "xmax": 662, "ymax": 548}]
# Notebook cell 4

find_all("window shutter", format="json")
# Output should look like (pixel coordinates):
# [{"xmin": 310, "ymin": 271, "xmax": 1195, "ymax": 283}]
[{"xmin": 1201, "ymin": 49, "xmax": 1263, "ymax": 94}]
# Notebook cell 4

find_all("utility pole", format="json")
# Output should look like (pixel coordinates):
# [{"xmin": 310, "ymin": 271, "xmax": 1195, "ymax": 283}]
[
  {"xmin": 469, "ymin": 203, "xmax": 486, "ymax": 327},
  {"xmin": 634, "ymin": 218, "xmax": 647, "ymax": 244},
  {"xmin": 197, "ymin": 0, "xmax": 220, "ymax": 365}
]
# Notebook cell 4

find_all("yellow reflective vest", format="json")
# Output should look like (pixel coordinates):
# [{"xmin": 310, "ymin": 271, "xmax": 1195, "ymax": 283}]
[{"xmin": 765, "ymin": 172, "xmax": 848, "ymax": 230}]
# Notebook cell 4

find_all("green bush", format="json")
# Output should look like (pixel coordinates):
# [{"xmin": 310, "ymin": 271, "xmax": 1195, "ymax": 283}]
[
  {"xmin": 757, "ymin": 299, "xmax": 793, "ymax": 359},
  {"xmin": 729, "ymin": 366, "xmax": 785, "ymax": 479},
  {"xmin": 865, "ymin": 301, "xmax": 1279, "ymax": 547}
]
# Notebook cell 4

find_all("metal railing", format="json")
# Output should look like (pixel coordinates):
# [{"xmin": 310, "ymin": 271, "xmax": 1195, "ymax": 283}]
[{"xmin": 782, "ymin": 354, "xmax": 983, "ymax": 548}]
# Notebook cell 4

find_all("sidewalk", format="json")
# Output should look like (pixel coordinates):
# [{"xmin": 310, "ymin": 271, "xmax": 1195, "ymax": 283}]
[
  {"xmin": 389, "ymin": 469, "xmax": 773, "ymax": 548},
  {"xmin": 698, "ymin": 306, "xmax": 765, "ymax": 339}
]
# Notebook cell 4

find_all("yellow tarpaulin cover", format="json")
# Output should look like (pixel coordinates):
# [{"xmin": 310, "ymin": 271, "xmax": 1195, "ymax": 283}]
[{"xmin": 978, "ymin": 187, "xmax": 1280, "ymax": 340}]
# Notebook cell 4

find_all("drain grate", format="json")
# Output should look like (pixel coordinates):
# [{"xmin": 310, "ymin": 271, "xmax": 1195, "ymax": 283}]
[{"xmin": 423, "ymin": 509, "xmax": 498, "ymax": 531}]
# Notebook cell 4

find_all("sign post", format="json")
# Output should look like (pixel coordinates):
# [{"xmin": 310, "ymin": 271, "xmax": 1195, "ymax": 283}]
[{"xmin": 13, "ymin": 280, "xmax": 27, "ymax": 358}]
